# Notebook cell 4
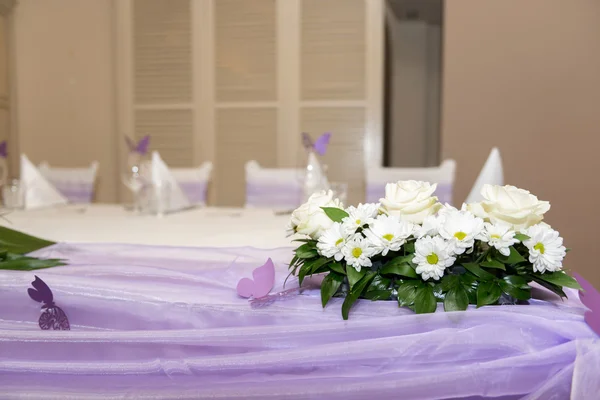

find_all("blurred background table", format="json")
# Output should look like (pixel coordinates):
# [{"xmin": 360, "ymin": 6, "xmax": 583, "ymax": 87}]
[{"xmin": 3, "ymin": 205, "xmax": 291, "ymax": 248}]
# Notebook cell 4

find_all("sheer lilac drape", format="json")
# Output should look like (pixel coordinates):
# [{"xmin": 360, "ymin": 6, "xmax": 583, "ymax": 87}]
[{"xmin": 0, "ymin": 243, "xmax": 598, "ymax": 399}]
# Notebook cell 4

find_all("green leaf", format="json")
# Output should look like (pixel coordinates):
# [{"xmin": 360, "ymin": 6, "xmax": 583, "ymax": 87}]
[
  {"xmin": 346, "ymin": 266, "xmax": 366, "ymax": 288},
  {"xmin": 414, "ymin": 284, "xmax": 437, "ymax": 314},
  {"xmin": 309, "ymin": 257, "xmax": 330, "ymax": 274},
  {"xmin": 341, "ymin": 272, "xmax": 376, "ymax": 320},
  {"xmin": 0, "ymin": 226, "xmax": 56, "ymax": 254},
  {"xmin": 403, "ymin": 241, "xmax": 415, "ymax": 253},
  {"xmin": 329, "ymin": 262, "xmax": 345, "ymax": 275},
  {"xmin": 527, "ymin": 274, "xmax": 567, "ymax": 298},
  {"xmin": 364, "ymin": 275, "xmax": 392, "ymax": 300},
  {"xmin": 380, "ymin": 257, "xmax": 417, "ymax": 278},
  {"xmin": 503, "ymin": 275, "xmax": 530, "ymax": 288},
  {"xmin": 321, "ymin": 207, "xmax": 349, "ymax": 223},
  {"xmin": 481, "ymin": 259, "xmax": 506, "ymax": 270},
  {"xmin": 498, "ymin": 247, "xmax": 527, "ymax": 264},
  {"xmin": 295, "ymin": 243, "xmax": 318, "ymax": 259},
  {"xmin": 534, "ymin": 271, "xmax": 582, "ymax": 290},
  {"xmin": 476, "ymin": 281, "xmax": 503, "ymax": 307},
  {"xmin": 499, "ymin": 275, "xmax": 531, "ymax": 300},
  {"xmin": 0, "ymin": 258, "xmax": 64, "ymax": 271},
  {"xmin": 444, "ymin": 286, "xmax": 469, "ymax": 311},
  {"xmin": 462, "ymin": 263, "xmax": 495, "ymax": 280},
  {"xmin": 363, "ymin": 290, "xmax": 393, "ymax": 300},
  {"xmin": 298, "ymin": 263, "xmax": 312, "ymax": 286},
  {"xmin": 397, "ymin": 281, "xmax": 420, "ymax": 307},
  {"xmin": 440, "ymin": 274, "xmax": 460, "ymax": 292},
  {"xmin": 320, "ymin": 272, "xmax": 344, "ymax": 307},
  {"xmin": 514, "ymin": 233, "xmax": 530, "ymax": 242}
]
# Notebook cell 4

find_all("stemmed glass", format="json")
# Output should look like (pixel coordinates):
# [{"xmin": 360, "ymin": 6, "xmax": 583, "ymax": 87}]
[
  {"xmin": 296, "ymin": 147, "xmax": 330, "ymax": 203},
  {"xmin": 121, "ymin": 152, "xmax": 150, "ymax": 212}
]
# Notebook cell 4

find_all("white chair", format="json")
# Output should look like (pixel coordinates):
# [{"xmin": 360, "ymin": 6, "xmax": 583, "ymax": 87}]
[
  {"xmin": 245, "ymin": 161, "xmax": 304, "ymax": 209},
  {"xmin": 365, "ymin": 159, "xmax": 457, "ymax": 204},
  {"xmin": 38, "ymin": 161, "xmax": 99, "ymax": 204},
  {"xmin": 465, "ymin": 148, "xmax": 503, "ymax": 203},
  {"xmin": 170, "ymin": 162, "xmax": 213, "ymax": 206}
]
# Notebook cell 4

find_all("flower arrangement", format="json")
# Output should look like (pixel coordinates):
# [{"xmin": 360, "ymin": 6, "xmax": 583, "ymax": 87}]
[{"xmin": 287, "ymin": 181, "xmax": 581, "ymax": 319}]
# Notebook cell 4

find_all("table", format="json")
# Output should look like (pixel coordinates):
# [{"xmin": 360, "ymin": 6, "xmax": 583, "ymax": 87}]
[
  {"xmin": 3, "ymin": 204, "xmax": 292, "ymax": 248},
  {"xmin": 1, "ymin": 242, "xmax": 599, "ymax": 399}
]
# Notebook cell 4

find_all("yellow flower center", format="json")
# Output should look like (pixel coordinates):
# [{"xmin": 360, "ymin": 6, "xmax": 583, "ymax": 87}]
[
  {"xmin": 534, "ymin": 242, "xmax": 545, "ymax": 254},
  {"xmin": 352, "ymin": 247, "xmax": 363, "ymax": 258},
  {"xmin": 335, "ymin": 238, "xmax": 344, "ymax": 246},
  {"xmin": 383, "ymin": 233, "xmax": 394, "ymax": 241},
  {"xmin": 355, "ymin": 219, "xmax": 361, "ymax": 225},
  {"xmin": 490, "ymin": 234, "xmax": 501, "ymax": 239},
  {"xmin": 426, "ymin": 253, "xmax": 439, "ymax": 265},
  {"xmin": 454, "ymin": 231, "xmax": 467, "ymax": 241}
]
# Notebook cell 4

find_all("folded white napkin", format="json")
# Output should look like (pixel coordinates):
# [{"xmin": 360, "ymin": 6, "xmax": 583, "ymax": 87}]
[
  {"xmin": 303, "ymin": 151, "xmax": 330, "ymax": 200},
  {"xmin": 465, "ymin": 147, "xmax": 504, "ymax": 203},
  {"xmin": 150, "ymin": 151, "xmax": 191, "ymax": 213},
  {"xmin": 20, "ymin": 154, "xmax": 68, "ymax": 209}
]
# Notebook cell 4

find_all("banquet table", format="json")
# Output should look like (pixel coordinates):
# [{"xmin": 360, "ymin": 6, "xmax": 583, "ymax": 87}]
[
  {"xmin": 1, "ymin": 206, "xmax": 600, "ymax": 399},
  {"xmin": 3, "ymin": 204, "xmax": 291, "ymax": 248}
]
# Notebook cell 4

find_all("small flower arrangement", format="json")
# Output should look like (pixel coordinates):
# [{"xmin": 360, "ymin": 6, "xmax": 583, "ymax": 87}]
[{"xmin": 287, "ymin": 181, "xmax": 581, "ymax": 319}]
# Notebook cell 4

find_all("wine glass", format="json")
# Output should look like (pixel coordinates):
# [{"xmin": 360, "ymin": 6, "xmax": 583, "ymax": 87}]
[
  {"xmin": 296, "ymin": 148, "xmax": 330, "ymax": 203},
  {"xmin": 121, "ymin": 152, "xmax": 150, "ymax": 212}
]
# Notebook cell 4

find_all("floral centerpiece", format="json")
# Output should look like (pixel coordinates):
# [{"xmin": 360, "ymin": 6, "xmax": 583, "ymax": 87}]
[{"xmin": 287, "ymin": 181, "xmax": 581, "ymax": 319}]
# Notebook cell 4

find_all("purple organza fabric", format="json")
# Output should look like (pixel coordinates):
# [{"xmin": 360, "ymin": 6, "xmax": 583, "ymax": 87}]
[{"xmin": 0, "ymin": 243, "xmax": 598, "ymax": 399}]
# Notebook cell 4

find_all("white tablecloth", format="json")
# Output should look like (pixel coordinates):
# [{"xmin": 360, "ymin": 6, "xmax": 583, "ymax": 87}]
[{"xmin": 2, "ymin": 205, "xmax": 292, "ymax": 248}]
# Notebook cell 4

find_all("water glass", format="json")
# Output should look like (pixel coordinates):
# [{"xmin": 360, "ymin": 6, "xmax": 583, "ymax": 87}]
[
  {"xmin": 2, "ymin": 179, "xmax": 25, "ymax": 209},
  {"xmin": 329, "ymin": 182, "xmax": 348, "ymax": 205}
]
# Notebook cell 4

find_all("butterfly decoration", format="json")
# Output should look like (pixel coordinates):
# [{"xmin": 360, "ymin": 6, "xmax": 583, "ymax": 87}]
[
  {"xmin": 237, "ymin": 258, "xmax": 275, "ymax": 299},
  {"xmin": 302, "ymin": 132, "xmax": 331, "ymax": 156},
  {"xmin": 27, "ymin": 276, "xmax": 70, "ymax": 330},
  {"xmin": 574, "ymin": 273, "xmax": 600, "ymax": 336},
  {"xmin": 0, "ymin": 140, "xmax": 7, "ymax": 158},
  {"xmin": 125, "ymin": 135, "xmax": 151, "ymax": 155}
]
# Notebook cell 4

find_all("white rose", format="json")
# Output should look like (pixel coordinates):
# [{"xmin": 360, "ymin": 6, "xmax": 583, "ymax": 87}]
[
  {"xmin": 289, "ymin": 190, "xmax": 344, "ymax": 239},
  {"xmin": 379, "ymin": 180, "xmax": 442, "ymax": 224},
  {"xmin": 467, "ymin": 184, "xmax": 550, "ymax": 230}
]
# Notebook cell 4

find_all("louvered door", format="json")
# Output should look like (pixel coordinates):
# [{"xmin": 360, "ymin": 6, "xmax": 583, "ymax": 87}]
[{"xmin": 116, "ymin": 0, "xmax": 383, "ymax": 205}]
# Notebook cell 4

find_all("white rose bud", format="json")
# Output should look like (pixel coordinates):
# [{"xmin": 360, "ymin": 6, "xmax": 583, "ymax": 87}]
[
  {"xmin": 379, "ymin": 180, "xmax": 442, "ymax": 224},
  {"xmin": 467, "ymin": 184, "xmax": 550, "ymax": 230},
  {"xmin": 289, "ymin": 190, "xmax": 344, "ymax": 239}
]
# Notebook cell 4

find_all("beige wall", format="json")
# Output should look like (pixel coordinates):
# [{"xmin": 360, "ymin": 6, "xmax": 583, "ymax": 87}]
[
  {"xmin": 442, "ymin": 0, "xmax": 600, "ymax": 286},
  {"xmin": 13, "ymin": 0, "xmax": 117, "ymax": 202}
]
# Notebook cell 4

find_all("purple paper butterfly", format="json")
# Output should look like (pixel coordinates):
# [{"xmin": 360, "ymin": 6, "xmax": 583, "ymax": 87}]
[
  {"xmin": 27, "ymin": 276, "xmax": 70, "ymax": 331},
  {"xmin": 125, "ymin": 135, "xmax": 151, "ymax": 155},
  {"xmin": 574, "ymin": 273, "xmax": 600, "ymax": 336},
  {"xmin": 302, "ymin": 132, "xmax": 331, "ymax": 156},
  {"xmin": 237, "ymin": 258, "xmax": 275, "ymax": 299},
  {"xmin": 0, "ymin": 140, "xmax": 7, "ymax": 158}
]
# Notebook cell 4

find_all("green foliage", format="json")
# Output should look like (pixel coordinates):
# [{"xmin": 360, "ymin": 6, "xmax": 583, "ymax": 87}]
[
  {"xmin": 288, "ymin": 233, "xmax": 579, "ymax": 319},
  {"xmin": 379, "ymin": 255, "xmax": 418, "ymax": 278},
  {"xmin": 321, "ymin": 272, "xmax": 344, "ymax": 307},
  {"xmin": 321, "ymin": 207, "xmax": 349, "ymax": 223},
  {"xmin": 0, "ymin": 227, "xmax": 63, "ymax": 271},
  {"xmin": 0, "ymin": 226, "xmax": 55, "ymax": 254}
]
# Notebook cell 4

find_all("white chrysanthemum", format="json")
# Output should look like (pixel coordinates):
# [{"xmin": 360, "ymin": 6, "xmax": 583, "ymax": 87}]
[
  {"xmin": 342, "ymin": 234, "xmax": 376, "ymax": 272},
  {"xmin": 342, "ymin": 203, "xmax": 379, "ymax": 235},
  {"xmin": 438, "ymin": 210, "xmax": 484, "ymax": 255},
  {"xmin": 524, "ymin": 224, "xmax": 566, "ymax": 273},
  {"xmin": 412, "ymin": 236, "xmax": 456, "ymax": 280},
  {"xmin": 414, "ymin": 214, "xmax": 443, "ymax": 238},
  {"xmin": 285, "ymin": 221, "xmax": 295, "ymax": 237},
  {"xmin": 478, "ymin": 222, "xmax": 518, "ymax": 256},
  {"xmin": 316, "ymin": 222, "xmax": 346, "ymax": 261},
  {"xmin": 364, "ymin": 214, "xmax": 415, "ymax": 256}
]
